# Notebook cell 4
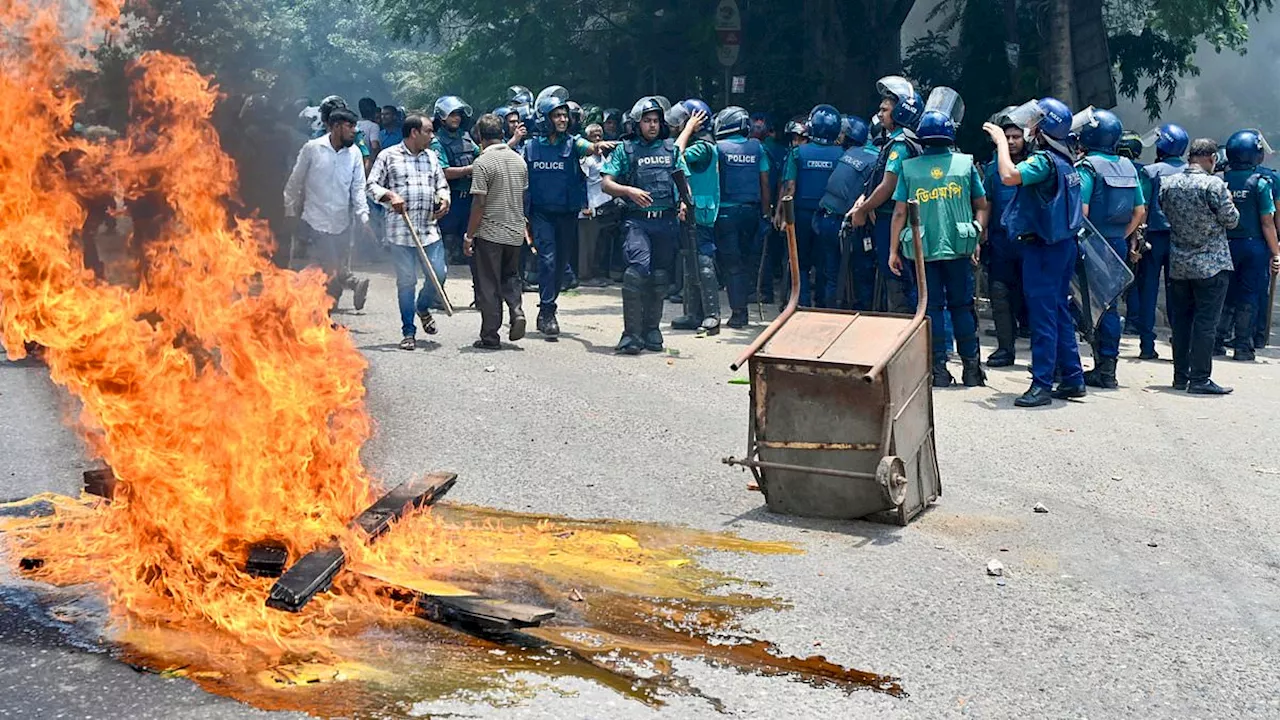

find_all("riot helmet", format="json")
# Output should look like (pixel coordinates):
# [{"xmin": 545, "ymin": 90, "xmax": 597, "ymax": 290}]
[
  {"xmin": 1006, "ymin": 97, "xmax": 1073, "ymax": 140},
  {"xmin": 807, "ymin": 104, "xmax": 841, "ymax": 143},
  {"xmin": 535, "ymin": 90, "xmax": 571, "ymax": 136},
  {"xmin": 535, "ymin": 85, "xmax": 570, "ymax": 108},
  {"xmin": 1074, "ymin": 107, "xmax": 1123, "ymax": 153},
  {"xmin": 876, "ymin": 75, "xmax": 923, "ymax": 131},
  {"xmin": 839, "ymin": 115, "xmax": 869, "ymax": 148},
  {"xmin": 714, "ymin": 106, "xmax": 751, "ymax": 138},
  {"xmin": 990, "ymin": 105, "xmax": 1020, "ymax": 129},
  {"xmin": 629, "ymin": 96, "xmax": 672, "ymax": 140},
  {"xmin": 750, "ymin": 111, "xmax": 773, "ymax": 139},
  {"xmin": 507, "ymin": 85, "xmax": 534, "ymax": 107},
  {"xmin": 1226, "ymin": 129, "xmax": 1266, "ymax": 168},
  {"xmin": 1141, "ymin": 123, "xmax": 1189, "ymax": 159},
  {"xmin": 567, "ymin": 100, "xmax": 584, "ymax": 135},
  {"xmin": 784, "ymin": 117, "xmax": 808, "ymax": 145},
  {"xmin": 666, "ymin": 98, "xmax": 713, "ymax": 132},
  {"xmin": 602, "ymin": 107, "xmax": 624, "ymax": 137},
  {"xmin": 915, "ymin": 110, "xmax": 956, "ymax": 146},
  {"xmin": 432, "ymin": 95, "xmax": 474, "ymax": 132},
  {"xmin": 1116, "ymin": 132, "xmax": 1143, "ymax": 160}
]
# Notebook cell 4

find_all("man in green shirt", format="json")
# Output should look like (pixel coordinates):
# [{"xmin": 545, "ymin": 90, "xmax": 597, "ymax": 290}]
[
  {"xmin": 601, "ymin": 96, "xmax": 690, "ymax": 354},
  {"xmin": 887, "ymin": 105, "xmax": 989, "ymax": 388},
  {"xmin": 669, "ymin": 99, "xmax": 722, "ymax": 335}
]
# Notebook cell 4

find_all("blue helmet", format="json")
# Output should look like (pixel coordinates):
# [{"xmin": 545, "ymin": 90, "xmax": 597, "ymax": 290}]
[
  {"xmin": 432, "ymin": 95, "xmax": 473, "ymax": 131},
  {"xmin": 1154, "ymin": 123, "xmax": 1189, "ymax": 158},
  {"xmin": 876, "ymin": 75, "xmax": 924, "ymax": 131},
  {"xmin": 1077, "ymin": 108, "xmax": 1123, "ymax": 153},
  {"xmin": 713, "ymin": 105, "xmax": 751, "ymax": 138},
  {"xmin": 840, "ymin": 115, "xmax": 869, "ymax": 148},
  {"xmin": 667, "ymin": 98, "xmax": 713, "ymax": 131},
  {"xmin": 807, "ymin": 104, "xmax": 841, "ymax": 142},
  {"xmin": 535, "ymin": 92, "xmax": 570, "ymax": 135},
  {"xmin": 567, "ymin": 100, "xmax": 583, "ymax": 135},
  {"xmin": 1036, "ymin": 97, "xmax": 1073, "ymax": 140},
  {"xmin": 915, "ymin": 110, "xmax": 956, "ymax": 145},
  {"xmin": 507, "ymin": 85, "xmax": 533, "ymax": 107},
  {"xmin": 1226, "ymin": 129, "xmax": 1266, "ymax": 168}
]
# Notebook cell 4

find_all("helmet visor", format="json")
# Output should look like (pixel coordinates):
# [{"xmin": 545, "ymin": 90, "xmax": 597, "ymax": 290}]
[
  {"xmin": 1140, "ymin": 128, "xmax": 1161, "ymax": 148},
  {"xmin": 436, "ymin": 96, "xmax": 473, "ymax": 120},
  {"xmin": 1248, "ymin": 129, "xmax": 1275, "ymax": 155},
  {"xmin": 1070, "ymin": 106, "xmax": 1097, "ymax": 133},
  {"xmin": 876, "ymin": 75, "xmax": 915, "ymax": 102},
  {"xmin": 1004, "ymin": 100, "xmax": 1045, "ymax": 131},
  {"xmin": 536, "ymin": 85, "xmax": 570, "ymax": 108},
  {"xmin": 925, "ymin": 87, "xmax": 965, "ymax": 125}
]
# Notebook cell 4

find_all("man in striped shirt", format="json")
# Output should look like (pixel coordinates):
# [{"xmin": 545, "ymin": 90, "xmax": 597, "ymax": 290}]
[{"xmin": 367, "ymin": 113, "xmax": 452, "ymax": 350}]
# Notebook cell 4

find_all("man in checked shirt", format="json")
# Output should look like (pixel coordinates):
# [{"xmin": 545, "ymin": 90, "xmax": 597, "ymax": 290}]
[{"xmin": 367, "ymin": 113, "xmax": 452, "ymax": 350}]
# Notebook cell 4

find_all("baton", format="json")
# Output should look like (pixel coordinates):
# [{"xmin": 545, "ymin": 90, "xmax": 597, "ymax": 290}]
[{"xmin": 401, "ymin": 209, "xmax": 454, "ymax": 317}]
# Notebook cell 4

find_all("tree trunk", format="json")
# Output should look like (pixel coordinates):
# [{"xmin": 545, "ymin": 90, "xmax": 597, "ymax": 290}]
[{"xmin": 1048, "ymin": 0, "xmax": 1075, "ymax": 105}]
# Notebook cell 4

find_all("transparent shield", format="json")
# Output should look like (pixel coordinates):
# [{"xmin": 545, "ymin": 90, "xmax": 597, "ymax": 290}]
[
  {"xmin": 876, "ymin": 75, "xmax": 915, "ymax": 101},
  {"xmin": 1140, "ymin": 128, "xmax": 1161, "ymax": 147},
  {"xmin": 536, "ymin": 85, "xmax": 570, "ymax": 107},
  {"xmin": 1071, "ymin": 219, "xmax": 1136, "ymax": 330},
  {"xmin": 1070, "ymin": 106, "xmax": 1097, "ymax": 133},
  {"xmin": 925, "ymin": 87, "xmax": 965, "ymax": 125},
  {"xmin": 1004, "ymin": 100, "xmax": 1045, "ymax": 131}
]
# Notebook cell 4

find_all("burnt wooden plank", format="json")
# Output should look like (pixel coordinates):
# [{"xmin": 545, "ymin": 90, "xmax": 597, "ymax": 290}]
[
  {"xmin": 265, "ymin": 472, "xmax": 457, "ymax": 613},
  {"xmin": 83, "ymin": 468, "xmax": 116, "ymax": 499},
  {"xmin": 352, "ymin": 473, "xmax": 457, "ymax": 539},
  {"xmin": 245, "ymin": 543, "xmax": 289, "ymax": 578},
  {"xmin": 417, "ymin": 595, "xmax": 555, "ymax": 632}
]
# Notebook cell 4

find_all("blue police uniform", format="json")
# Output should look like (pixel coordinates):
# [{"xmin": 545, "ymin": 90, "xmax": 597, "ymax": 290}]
[
  {"xmin": 1077, "ymin": 152, "xmax": 1146, "ymax": 362},
  {"xmin": 714, "ymin": 134, "xmax": 770, "ymax": 316},
  {"xmin": 1006, "ymin": 149, "xmax": 1086, "ymax": 391},
  {"xmin": 866, "ymin": 129, "xmax": 917, "ymax": 312},
  {"xmin": 525, "ymin": 134, "xmax": 591, "ymax": 317},
  {"xmin": 784, "ymin": 140, "xmax": 844, "ymax": 306},
  {"xmin": 814, "ymin": 144, "xmax": 878, "ymax": 309},
  {"xmin": 1253, "ymin": 166, "xmax": 1279, "ymax": 346},
  {"xmin": 1218, "ymin": 168, "xmax": 1276, "ymax": 354},
  {"xmin": 1135, "ymin": 157, "xmax": 1186, "ymax": 355}
]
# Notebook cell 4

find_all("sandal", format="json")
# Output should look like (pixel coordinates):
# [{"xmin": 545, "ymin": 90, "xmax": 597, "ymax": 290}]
[
  {"xmin": 398, "ymin": 335, "xmax": 416, "ymax": 351},
  {"xmin": 418, "ymin": 310, "xmax": 437, "ymax": 335}
]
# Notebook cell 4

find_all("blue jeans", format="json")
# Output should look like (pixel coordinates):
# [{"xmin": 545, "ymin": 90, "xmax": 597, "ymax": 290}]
[
  {"xmin": 531, "ymin": 209, "xmax": 578, "ymax": 313},
  {"xmin": 1135, "ymin": 229, "xmax": 1171, "ymax": 353},
  {"xmin": 438, "ymin": 192, "xmax": 472, "ymax": 237},
  {"xmin": 390, "ymin": 241, "xmax": 447, "ymax": 337},
  {"xmin": 925, "ymin": 258, "xmax": 978, "ymax": 364},
  {"xmin": 1094, "ymin": 235, "xmax": 1130, "ymax": 359},
  {"xmin": 715, "ymin": 205, "xmax": 760, "ymax": 312},
  {"xmin": 1023, "ymin": 238, "xmax": 1084, "ymax": 389}
]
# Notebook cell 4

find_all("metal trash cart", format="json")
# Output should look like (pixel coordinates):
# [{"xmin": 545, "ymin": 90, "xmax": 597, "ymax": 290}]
[{"xmin": 723, "ymin": 199, "xmax": 941, "ymax": 525}]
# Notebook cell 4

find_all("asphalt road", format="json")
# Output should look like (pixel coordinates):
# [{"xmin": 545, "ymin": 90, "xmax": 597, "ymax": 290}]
[{"xmin": 3, "ymin": 259, "xmax": 1279, "ymax": 719}]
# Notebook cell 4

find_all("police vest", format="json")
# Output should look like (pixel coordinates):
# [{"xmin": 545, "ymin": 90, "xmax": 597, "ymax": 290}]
[
  {"xmin": 1225, "ymin": 169, "xmax": 1267, "ymax": 239},
  {"xmin": 688, "ymin": 139, "xmax": 721, "ymax": 226},
  {"xmin": 763, "ymin": 137, "xmax": 787, "ymax": 196},
  {"xmin": 439, "ymin": 130, "xmax": 478, "ymax": 195},
  {"xmin": 794, "ymin": 142, "xmax": 843, "ymax": 210},
  {"xmin": 717, "ymin": 137, "xmax": 763, "ymax": 205},
  {"xmin": 1004, "ymin": 149, "xmax": 1084, "ymax": 245},
  {"xmin": 623, "ymin": 139, "xmax": 677, "ymax": 211},
  {"xmin": 1142, "ymin": 160, "xmax": 1186, "ymax": 232},
  {"xmin": 897, "ymin": 151, "xmax": 978, "ymax": 260},
  {"xmin": 1079, "ymin": 154, "xmax": 1138, "ymax": 239},
  {"xmin": 984, "ymin": 161, "xmax": 1019, "ymax": 244},
  {"xmin": 819, "ymin": 147, "xmax": 876, "ymax": 215},
  {"xmin": 524, "ymin": 137, "xmax": 583, "ymax": 214},
  {"xmin": 866, "ymin": 138, "xmax": 919, "ymax": 214}
]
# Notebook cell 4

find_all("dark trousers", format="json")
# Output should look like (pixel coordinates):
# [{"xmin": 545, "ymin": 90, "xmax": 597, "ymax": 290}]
[
  {"xmin": 1135, "ymin": 229, "xmax": 1172, "ymax": 354},
  {"xmin": 791, "ymin": 207, "xmax": 818, "ymax": 306},
  {"xmin": 473, "ymin": 238, "xmax": 524, "ymax": 344},
  {"xmin": 622, "ymin": 214, "xmax": 679, "ymax": 276},
  {"xmin": 715, "ymin": 205, "xmax": 760, "ymax": 313},
  {"xmin": 1024, "ymin": 238, "xmax": 1085, "ymax": 389},
  {"xmin": 1094, "ymin": 235, "xmax": 1130, "ymax": 359},
  {"xmin": 924, "ymin": 258, "xmax": 979, "ymax": 365},
  {"xmin": 1169, "ymin": 270, "xmax": 1229, "ymax": 384},
  {"xmin": 1219, "ymin": 237, "xmax": 1269, "ymax": 350},
  {"xmin": 873, "ymin": 213, "xmax": 910, "ymax": 312},
  {"xmin": 531, "ymin": 209, "xmax": 579, "ymax": 313}
]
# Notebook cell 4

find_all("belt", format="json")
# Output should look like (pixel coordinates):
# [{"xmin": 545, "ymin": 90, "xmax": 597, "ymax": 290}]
[{"xmin": 628, "ymin": 209, "xmax": 675, "ymax": 219}]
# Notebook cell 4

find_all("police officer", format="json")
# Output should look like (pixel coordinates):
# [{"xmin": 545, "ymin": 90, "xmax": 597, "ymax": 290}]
[
  {"xmin": 1248, "ymin": 131, "xmax": 1279, "ymax": 350},
  {"xmin": 848, "ymin": 76, "xmax": 924, "ymax": 313},
  {"xmin": 431, "ymin": 96, "xmax": 478, "ymax": 265},
  {"xmin": 1116, "ymin": 131, "xmax": 1145, "ymax": 337},
  {"xmin": 776, "ymin": 104, "xmax": 843, "ymax": 307},
  {"xmin": 524, "ymin": 87, "xmax": 614, "ymax": 339},
  {"xmin": 814, "ymin": 115, "xmax": 876, "ymax": 310},
  {"xmin": 507, "ymin": 85, "xmax": 534, "ymax": 108},
  {"xmin": 753, "ymin": 112, "xmax": 788, "ymax": 304},
  {"xmin": 983, "ymin": 98, "xmax": 1087, "ymax": 407},
  {"xmin": 1132, "ymin": 123, "xmax": 1189, "ymax": 359},
  {"xmin": 713, "ymin": 106, "xmax": 772, "ymax": 327},
  {"xmin": 1216, "ymin": 130, "xmax": 1280, "ymax": 361},
  {"xmin": 667, "ymin": 98, "xmax": 722, "ymax": 335},
  {"xmin": 1075, "ymin": 108, "xmax": 1147, "ymax": 388},
  {"xmin": 983, "ymin": 107, "xmax": 1029, "ymax": 367},
  {"xmin": 602, "ymin": 108, "xmax": 624, "ymax": 141},
  {"xmin": 888, "ymin": 102, "xmax": 989, "ymax": 387},
  {"xmin": 601, "ymin": 96, "xmax": 688, "ymax": 355}
]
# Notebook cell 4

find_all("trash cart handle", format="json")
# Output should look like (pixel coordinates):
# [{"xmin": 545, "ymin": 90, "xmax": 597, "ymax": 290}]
[{"xmin": 863, "ymin": 200, "xmax": 928, "ymax": 384}]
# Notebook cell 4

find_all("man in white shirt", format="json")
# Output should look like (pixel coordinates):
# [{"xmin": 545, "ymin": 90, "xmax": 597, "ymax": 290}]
[
  {"xmin": 577, "ymin": 123, "xmax": 618, "ymax": 286},
  {"xmin": 283, "ymin": 107, "xmax": 373, "ymax": 308}
]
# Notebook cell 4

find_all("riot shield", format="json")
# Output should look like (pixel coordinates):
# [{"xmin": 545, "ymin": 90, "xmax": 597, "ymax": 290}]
[
  {"xmin": 925, "ymin": 87, "xmax": 965, "ymax": 126},
  {"xmin": 1070, "ymin": 217, "xmax": 1135, "ymax": 332}
]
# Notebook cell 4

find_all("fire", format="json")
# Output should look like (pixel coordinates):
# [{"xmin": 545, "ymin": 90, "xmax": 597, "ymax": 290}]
[{"xmin": 0, "ymin": 0, "xmax": 376, "ymax": 653}]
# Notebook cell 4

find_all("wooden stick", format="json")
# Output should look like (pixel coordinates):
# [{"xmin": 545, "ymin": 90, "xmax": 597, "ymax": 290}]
[{"xmin": 401, "ymin": 209, "xmax": 455, "ymax": 317}]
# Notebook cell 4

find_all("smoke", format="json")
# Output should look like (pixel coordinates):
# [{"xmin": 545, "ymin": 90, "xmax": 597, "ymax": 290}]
[{"xmin": 1113, "ymin": 12, "xmax": 1280, "ymax": 145}]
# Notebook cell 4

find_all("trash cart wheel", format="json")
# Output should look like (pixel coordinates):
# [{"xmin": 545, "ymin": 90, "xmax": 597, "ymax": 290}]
[{"xmin": 876, "ymin": 455, "xmax": 908, "ymax": 508}]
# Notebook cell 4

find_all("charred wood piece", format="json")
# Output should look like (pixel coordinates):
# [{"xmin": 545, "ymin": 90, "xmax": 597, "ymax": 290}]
[
  {"xmin": 353, "ymin": 473, "xmax": 457, "ymax": 539},
  {"xmin": 417, "ymin": 595, "xmax": 555, "ymax": 633},
  {"xmin": 83, "ymin": 468, "xmax": 116, "ymax": 499},
  {"xmin": 245, "ymin": 543, "xmax": 289, "ymax": 578}
]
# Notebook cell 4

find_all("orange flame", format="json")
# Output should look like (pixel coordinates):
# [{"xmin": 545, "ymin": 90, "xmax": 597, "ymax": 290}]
[{"xmin": 0, "ymin": 1, "xmax": 380, "ymax": 653}]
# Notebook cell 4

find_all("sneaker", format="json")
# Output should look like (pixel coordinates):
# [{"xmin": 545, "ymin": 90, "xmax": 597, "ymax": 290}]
[
  {"xmin": 398, "ymin": 335, "xmax": 416, "ymax": 351},
  {"xmin": 418, "ymin": 310, "xmax": 437, "ymax": 335}
]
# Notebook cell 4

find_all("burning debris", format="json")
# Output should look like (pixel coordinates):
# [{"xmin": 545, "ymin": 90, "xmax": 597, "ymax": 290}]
[{"xmin": 0, "ymin": 0, "xmax": 903, "ymax": 713}]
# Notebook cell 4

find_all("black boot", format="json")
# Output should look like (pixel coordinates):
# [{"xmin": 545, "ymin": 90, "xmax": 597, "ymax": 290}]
[
  {"xmin": 697, "ymin": 254, "xmax": 721, "ymax": 336},
  {"xmin": 615, "ymin": 268, "xmax": 646, "ymax": 355},
  {"xmin": 727, "ymin": 309, "xmax": 749, "ymax": 328},
  {"xmin": 1083, "ymin": 356, "xmax": 1118, "ymax": 389},
  {"xmin": 987, "ymin": 281, "xmax": 1016, "ymax": 367},
  {"xmin": 1232, "ymin": 303, "xmax": 1256, "ymax": 361},
  {"xmin": 643, "ymin": 270, "xmax": 668, "ymax": 351},
  {"xmin": 960, "ymin": 356, "xmax": 986, "ymax": 387},
  {"xmin": 1014, "ymin": 385, "xmax": 1053, "ymax": 407},
  {"xmin": 932, "ymin": 359, "xmax": 954, "ymax": 387}
]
